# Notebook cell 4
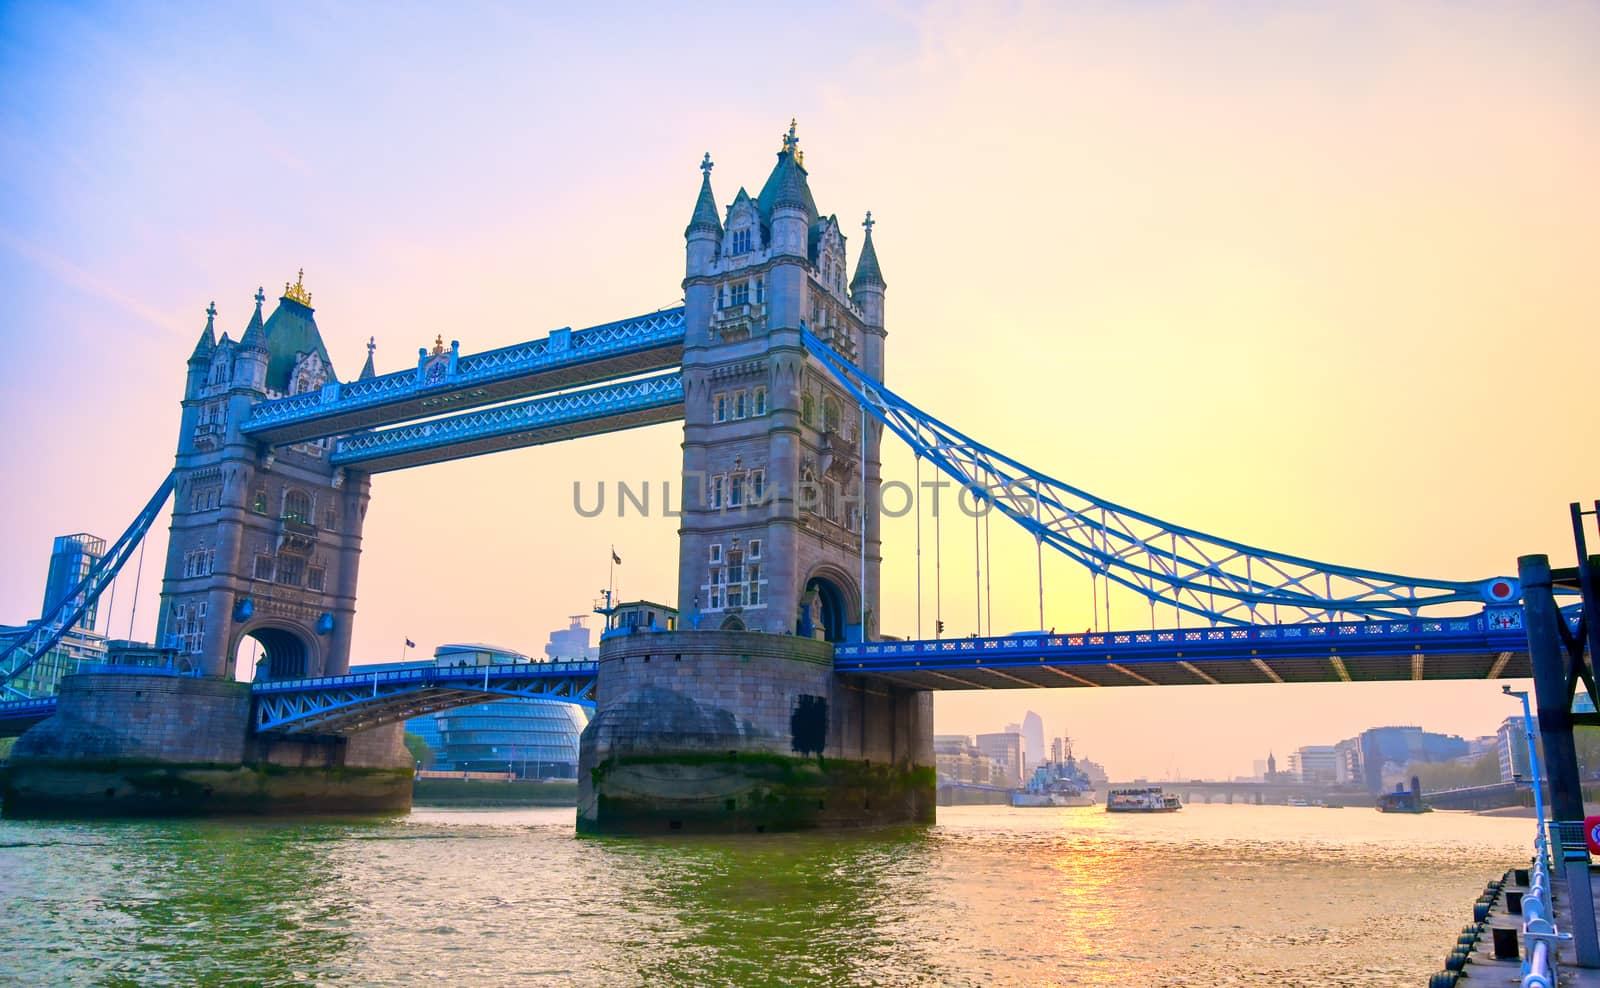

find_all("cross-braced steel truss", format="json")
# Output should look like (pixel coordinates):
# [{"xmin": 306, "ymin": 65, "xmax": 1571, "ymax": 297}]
[
  {"xmin": 802, "ymin": 331, "xmax": 1526, "ymax": 626},
  {"xmin": 251, "ymin": 662, "xmax": 597, "ymax": 735}
]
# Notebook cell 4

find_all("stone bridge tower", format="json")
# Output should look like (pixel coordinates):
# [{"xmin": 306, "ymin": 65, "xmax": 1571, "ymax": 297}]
[
  {"xmin": 677, "ymin": 123, "xmax": 887, "ymax": 643},
  {"xmin": 159, "ymin": 275, "xmax": 371, "ymax": 681}
]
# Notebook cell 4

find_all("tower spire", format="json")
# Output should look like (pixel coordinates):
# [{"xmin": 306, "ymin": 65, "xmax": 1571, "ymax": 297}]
[
  {"xmin": 850, "ymin": 211, "xmax": 885, "ymax": 291},
  {"xmin": 685, "ymin": 152, "xmax": 722, "ymax": 238},
  {"xmin": 188, "ymin": 301, "xmax": 217, "ymax": 364},
  {"xmin": 239, "ymin": 287, "xmax": 267, "ymax": 350},
  {"xmin": 359, "ymin": 336, "xmax": 377, "ymax": 380}
]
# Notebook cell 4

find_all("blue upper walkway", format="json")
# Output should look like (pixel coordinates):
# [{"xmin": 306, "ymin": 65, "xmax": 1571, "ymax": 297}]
[{"xmin": 241, "ymin": 306, "xmax": 686, "ymax": 445}]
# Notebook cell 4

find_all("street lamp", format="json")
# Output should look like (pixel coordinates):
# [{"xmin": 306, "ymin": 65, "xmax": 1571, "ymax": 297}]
[{"xmin": 1503, "ymin": 684, "xmax": 1549, "ymax": 862}]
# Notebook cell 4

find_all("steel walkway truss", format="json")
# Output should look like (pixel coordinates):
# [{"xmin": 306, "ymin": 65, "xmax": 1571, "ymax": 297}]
[
  {"xmin": 243, "ymin": 307, "xmax": 686, "ymax": 444},
  {"xmin": 251, "ymin": 662, "xmax": 597, "ymax": 735}
]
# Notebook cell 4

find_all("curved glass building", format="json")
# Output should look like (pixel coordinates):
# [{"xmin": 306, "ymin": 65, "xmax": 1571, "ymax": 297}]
[{"xmin": 357, "ymin": 642, "xmax": 591, "ymax": 779}]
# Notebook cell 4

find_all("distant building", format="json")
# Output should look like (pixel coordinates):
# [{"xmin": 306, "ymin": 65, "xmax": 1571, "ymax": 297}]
[
  {"xmin": 976, "ymin": 732, "xmax": 1024, "ymax": 785},
  {"xmin": 40, "ymin": 534, "xmax": 107, "ymax": 633},
  {"xmin": 545, "ymin": 615, "xmax": 597, "ymax": 661},
  {"xmin": 1021, "ymin": 711, "xmax": 1045, "ymax": 775},
  {"xmin": 1497, "ymin": 716, "xmax": 1539, "ymax": 783},
  {"xmin": 1356, "ymin": 726, "xmax": 1469, "ymax": 794},
  {"xmin": 1332, "ymin": 737, "xmax": 1363, "ymax": 785},
  {"xmin": 0, "ymin": 533, "xmax": 109, "ymax": 697},
  {"xmin": 1291, "ymin": 745, "xmax": 1339, "ymax": 784},
  {"xmin": 934, "ymin": 734, "xmax": 1009, "ymax": 786}
]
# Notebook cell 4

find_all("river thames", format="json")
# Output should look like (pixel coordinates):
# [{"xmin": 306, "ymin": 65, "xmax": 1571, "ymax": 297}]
[{"xmin": 0, "ymin": 804, "xmax": 1527, "ymax": 986}]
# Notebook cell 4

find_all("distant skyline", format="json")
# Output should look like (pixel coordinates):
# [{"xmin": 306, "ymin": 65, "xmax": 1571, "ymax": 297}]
[{"xmin": 2, "ymin": 3, "xmax": 1596, "ymax": 778}]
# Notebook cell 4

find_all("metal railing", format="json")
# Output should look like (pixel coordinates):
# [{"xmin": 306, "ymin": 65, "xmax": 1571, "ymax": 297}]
[{"xmin": 1520, "ymin": 828, "xmax": 1564, "ymax": 988}]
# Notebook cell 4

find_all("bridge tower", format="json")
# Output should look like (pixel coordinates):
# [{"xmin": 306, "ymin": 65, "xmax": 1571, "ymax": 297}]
[
  {"xmin": 580, "ymin": 127, "xmax": 931, "ymax": 835},
  {"xmin": 159, "ymin": 276, "xmax": 371, "ymax": 680},
  {"xmin": 677, "ymin": 122, "xmax": 887, "ymax": 642}
]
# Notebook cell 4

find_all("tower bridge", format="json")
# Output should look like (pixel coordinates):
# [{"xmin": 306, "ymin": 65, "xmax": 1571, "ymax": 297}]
[{"xmin": 0, "ymin": 123, "xmax": 1591, "ymax": 830}]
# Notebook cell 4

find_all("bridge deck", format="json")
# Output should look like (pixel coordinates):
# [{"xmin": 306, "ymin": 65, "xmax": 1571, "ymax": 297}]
[{"xmin": 836, "ymin": 615, "xmax": 1528, "ymax": 690}]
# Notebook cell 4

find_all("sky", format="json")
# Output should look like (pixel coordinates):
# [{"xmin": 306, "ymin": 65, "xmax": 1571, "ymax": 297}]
[{"xmin": 1, "ymin": 2, "xmax": 1596, "ymax": 780}]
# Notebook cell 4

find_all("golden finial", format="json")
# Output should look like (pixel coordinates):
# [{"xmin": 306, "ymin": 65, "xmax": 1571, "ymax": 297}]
[
  {"xmin": 283, "ymin": 268, "xmax": 313, "ymax": 306},
  {"xmin": 432, "ymin": 334, "xmax": 445, "ymax": 356}
]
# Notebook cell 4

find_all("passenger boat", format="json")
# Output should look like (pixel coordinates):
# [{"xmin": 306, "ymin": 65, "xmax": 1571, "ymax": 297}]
[{"xmin": 1106, "ymin": 786, "xmax": 1183, "ymax": 812}]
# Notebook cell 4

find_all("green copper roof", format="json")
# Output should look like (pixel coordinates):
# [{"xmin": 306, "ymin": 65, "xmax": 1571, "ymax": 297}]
[
  {"xmin": 757, "ymin": 148, "xmax": 819, "ymax": 229},
  {"xmin": 262, "ymin": 296, "xmax": 333, "ymax": 393}
]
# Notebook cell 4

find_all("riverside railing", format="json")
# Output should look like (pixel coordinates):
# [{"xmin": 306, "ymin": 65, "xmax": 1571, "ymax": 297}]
[{"xmin": 1521, "ymin": 829, "xmax": 1567, "ymax": 988}]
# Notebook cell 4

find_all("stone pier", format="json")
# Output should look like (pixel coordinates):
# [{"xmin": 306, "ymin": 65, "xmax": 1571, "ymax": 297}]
[
  {"xmin": 2, "ymin": 672, "xmax": 413, "ymax": 817},
  {"xmin": 577, "ymin": 630, "xmax": 934, "ymax": 835}
]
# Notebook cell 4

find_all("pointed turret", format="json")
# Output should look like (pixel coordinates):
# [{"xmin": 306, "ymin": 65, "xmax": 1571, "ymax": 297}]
[
  {"xmin": 685, "ymin": 152, "xmax": 722, "ymax": 239},
  {"xmin": 239, "ymin": 287, "xmax": 268, "ymax": 351},
  {"xmin": 851, "ymin": 211, "xmax": 885, "ymax": 291},
  {"xmin": 685, "ymin": 153, "xmax": 723, "ymax": 279},
  {"xmin": 359, "ymin": 337, "xmax": 377, "ymax": 380},
  {"xmin": 233, "ymin": 287, "xmax": 270, "ymax": 392},
  {"xmin": 188, "ymin": 301, "xmax": 218, "ymax": 364},
  {"xmin": 758, "ymin": 121, "xmax": 819, "ymax": 259}
]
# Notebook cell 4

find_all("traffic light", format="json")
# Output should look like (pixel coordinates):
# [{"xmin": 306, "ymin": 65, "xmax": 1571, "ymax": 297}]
[{"xmin": 935, "ymin": 619, "xmax": 945, "ymax": 637}]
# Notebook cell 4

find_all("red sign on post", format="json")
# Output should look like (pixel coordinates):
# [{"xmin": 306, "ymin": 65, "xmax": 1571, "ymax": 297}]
[{"xmin": 1585, "ymin": 815, "xmax": 1600, "ymax": 856}]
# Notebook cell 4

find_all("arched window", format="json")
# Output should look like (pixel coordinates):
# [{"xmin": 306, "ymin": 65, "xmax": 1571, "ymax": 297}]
[
  {"xmin": 823, "ymin": 397, "xmax": 842, "ymax": 433},
  {"xmin": 800, "ymin": 393, "xmax": 815, "ymax": 426},
  {"xmin": 282, "ymin": 489, "xmax": 313, "ymax": 524}
]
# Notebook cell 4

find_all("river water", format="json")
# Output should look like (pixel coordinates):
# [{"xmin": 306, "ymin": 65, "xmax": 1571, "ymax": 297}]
[{"xmin": 0, "ymin": 804, "xmax": 1529, "ymax": 987}]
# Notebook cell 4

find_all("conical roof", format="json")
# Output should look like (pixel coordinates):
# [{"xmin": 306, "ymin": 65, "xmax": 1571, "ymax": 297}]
[
  {"xmin": 851, "ymin": 213, "xmax": 885, "ymax": 291},
  {"xmin": 239, "ymin": 289, "xmax": 268, "ymax": 351},
  {"xmin": 358, "ymin": 337, "xmax": 376, "ymax": 380},
  {"xmin": 188, "ymin": 302, "xmax": 218, "ymax": 364},
  {"xmin": 685, "ymin": 153, "xmax": 722, "ymax": 238},
  {"xmin": 757, "ymin": 122, "xmax": 819, "ymax": 227}
]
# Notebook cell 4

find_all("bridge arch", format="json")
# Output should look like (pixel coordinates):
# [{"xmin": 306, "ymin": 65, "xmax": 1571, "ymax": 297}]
[
  {"xmin": 801, "ymin": 566, "xmax": 859, "ymax": 643},
  {"xmin": 232, "ymin": 622, "xmax": 320, "ymax": 682}
]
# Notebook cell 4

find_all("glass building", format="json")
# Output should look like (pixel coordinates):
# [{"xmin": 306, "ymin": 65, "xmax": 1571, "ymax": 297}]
[
  {"xmin": 0, "ymin": 533, "xmax": 109, "ymax": 698},
  {"xmin": 354, "ymin": 641, "xmax": 589, "ymax": 779}
]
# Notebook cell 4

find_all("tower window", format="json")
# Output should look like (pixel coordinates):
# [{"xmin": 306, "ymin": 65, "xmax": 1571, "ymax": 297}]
[
  {"xmin": 753, "ymin": 387, "xmax": 767, "ymax": 416},
  {"xmin": 252, "ymin": 489, "xmax": 268, "ymax": 514},
  {"xmin": 277, "ymin": 557, "xmax": 304, "ymax": 587},
  {"xmin": 751, "ymin": 469, "xmax": 765, "ymax": 500},
  {"xmin": 801, "ymin": 393, "xmax": 815, "ymax": 426},
  {"xmin": 710, "ymin": 475, "xmax": 724, "ymax": 509},
  {"xmin": 730, "ymin": 281, "xmax": 750, "ymax": 306},
  {"xmin": 749, "ymin": 539, "xmax": 761, "ymax": 559},
  {"xmin": 307, "ymin": 567, "xmax": 326, "ymax": 592},
  {"xmin": 755, "ymin": 279, "xmax": 764, "ymax": 304},
  {"xmin": 731, "ymin": 229, "xmax": 752, "ymax": 255},
  {"xmin": 713, "ymin": 393, "xmax": 728, "ymax": 423},
  {"xmin": 709, "ymin": 544, "xmax": 722, "ymax": 564},
  {"xmin": 254, "ymin": 555, "xmax": 275, "ymax": 582},
  {"xmin": 733, "ymin": 390, "xmax": 747, "ymax": 419},
  {"xmin": 282, "ymin": 489, "xmax": 313, "ymax": 524}
]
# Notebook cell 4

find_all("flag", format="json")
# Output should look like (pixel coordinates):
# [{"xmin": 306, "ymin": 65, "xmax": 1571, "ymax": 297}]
[
  {"xmin": 404, "ymin": 638, "xmax": 416, "ymax": 649},
  {"xmin": 611, "ymin": 548, "xmax": 622, "ymax": 565}
]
